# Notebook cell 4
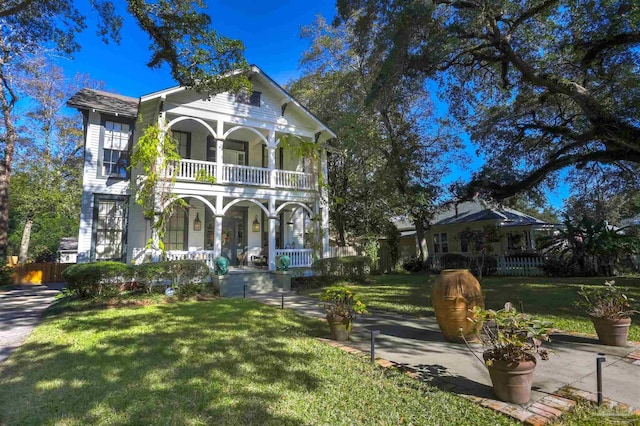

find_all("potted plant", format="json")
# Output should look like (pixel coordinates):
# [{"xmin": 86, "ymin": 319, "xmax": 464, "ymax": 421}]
[
  {"xmin": 321, "ymin": 286, "xmax": 367, "ymax": 341},
  {"xmin": 576, "ymin": 280, "xmax": 638, "ymax": 346},
  {"xmin": 468, "ymin": 303, "xmax": 552, "ymax": 404}
]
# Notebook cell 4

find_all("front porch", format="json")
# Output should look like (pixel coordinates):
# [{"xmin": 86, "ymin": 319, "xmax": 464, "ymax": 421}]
[{"xmin": 148, "ymin": 248, "xmax": 315, "ymax": 269}]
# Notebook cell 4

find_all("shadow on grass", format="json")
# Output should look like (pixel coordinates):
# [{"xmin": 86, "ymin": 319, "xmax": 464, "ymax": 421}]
[{"xmin": 0, "ymin": 299, "xmax": 326, "ymax": 425}]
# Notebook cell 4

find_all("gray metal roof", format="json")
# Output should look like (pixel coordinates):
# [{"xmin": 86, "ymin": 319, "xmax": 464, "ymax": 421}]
[
  {"xmin": 67, "ymin": 89, "xmax": 139, "ymax": 118},
  {"xmin": 431, "ymin": 198, "xmax": 553, "ymax": 227}
]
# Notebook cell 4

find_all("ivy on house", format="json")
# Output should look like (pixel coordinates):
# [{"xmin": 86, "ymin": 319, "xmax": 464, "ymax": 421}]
[{"xmin": 129, "ymin": 121, "xmax": 186, "ymax": 253}]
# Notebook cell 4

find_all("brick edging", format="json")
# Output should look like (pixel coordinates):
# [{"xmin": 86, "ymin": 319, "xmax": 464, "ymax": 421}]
[{"xmin": 315, "ymin": 337, "xmax": 640, "ymax": 425}]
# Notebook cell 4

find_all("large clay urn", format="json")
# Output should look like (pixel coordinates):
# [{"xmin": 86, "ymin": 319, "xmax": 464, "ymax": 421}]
[{"xmin": 432, "ymin": 269, "xmax": 484, "ymax": 342}]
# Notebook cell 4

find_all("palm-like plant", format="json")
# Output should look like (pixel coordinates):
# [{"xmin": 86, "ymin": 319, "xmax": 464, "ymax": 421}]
[{"xmin": 539, "ymin": 216, "xmax": 639, "ymax": 275}]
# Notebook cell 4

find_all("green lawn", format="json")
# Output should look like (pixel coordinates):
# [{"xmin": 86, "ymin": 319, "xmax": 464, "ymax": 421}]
[
  {"xmin": 300, "ymin": 274, "xmax": 640, "ymax": 341},
  {"xmin": 0, "ymin": 297, "xmax": 514, "ymax": 425}
]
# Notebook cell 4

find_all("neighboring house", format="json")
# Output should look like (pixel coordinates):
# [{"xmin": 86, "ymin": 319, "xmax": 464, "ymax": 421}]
[
  {"xmin": 396, "ymin": 198, "xmax": 557, "ymax": 259},
  {"xmin": 57, "ymin": 237, "xmax": 78, "ymax": 263},
  {"xmin": 428, "ymin": 198, "xmax": 556, "ymax": 257},
  {"xmin": 68, "ymin": 65, "xmax": 333, "ymax": 271}
]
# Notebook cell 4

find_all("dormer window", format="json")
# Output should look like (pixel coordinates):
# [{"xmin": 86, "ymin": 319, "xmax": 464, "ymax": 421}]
[{"xmin": 237, "ymin": 91, "xmax": 261, "ymax": 107}]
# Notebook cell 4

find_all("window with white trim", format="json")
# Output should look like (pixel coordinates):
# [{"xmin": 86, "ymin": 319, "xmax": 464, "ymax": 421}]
[
  {"xmin": 433, "ymin": 233, "xmax": 448, "ymax": 253},
  {"xmin": 102, "ymin": 120, "xmax": 130, "ymax": 177},
  {"xmin": 172, "ymin": 130, "xmax": 190, "ymax": 159},
  {"xmin": 165, "ymin": 206, "xmax": 187, "ymax": 251},
  {"xmin": 95, "ymin": 197, "xmax": 127, "ymax": 261}
]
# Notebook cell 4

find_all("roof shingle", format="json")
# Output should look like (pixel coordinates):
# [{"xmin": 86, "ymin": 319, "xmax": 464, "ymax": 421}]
[{"xmin": 67, "ymin": 89, "xmax": 138, "ymax": 118}]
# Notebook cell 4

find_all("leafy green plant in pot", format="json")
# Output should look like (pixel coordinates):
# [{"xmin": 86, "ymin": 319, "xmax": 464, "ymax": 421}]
[
  {"xmin": 576, "ymin": 280, "xmax": 638, "ymax": 346},
  {"xmin": 321, "ymin": 286, "xmax": 367, "ymax": 341},
  {"xmin": 468, "ymin": 303, "xmax": 552, "ymax": 404}
]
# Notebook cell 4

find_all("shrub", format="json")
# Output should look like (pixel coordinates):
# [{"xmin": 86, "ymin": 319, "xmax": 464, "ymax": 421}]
[
  {"xmin": 402, "ymin": 257, "xmax": 423, "ymax": 273},
  {"xmin": 62, "ymin": 262, "xmax": 133, "ymax": 298},
  {"xmin": 133, "ymin": 262, "xmax": 171, "ymax": 293},
  {"xmin": 176, "ymin": 282, "xmax": 206, "ymax": 299},
  {"xmin": 0, "ymin": 265, "xmax": 13, "ymax": 286},
  {"xmin": 167, "ymin": 260, "xmax": 210, "ymax": 286},
  {"xmin": 321, "ymin": 286, "xmax": 367, "ymax": 320},
  {"xmin": 540, "ymin": 256, "xmax": 585, "ymax": 277},
  {"xmin": 312, "ymin": 256, "xmax": 372, "ymax": 282},
  {"xmin": 439, "ymin": 253, "xmax": 471, "ymax": 270}
]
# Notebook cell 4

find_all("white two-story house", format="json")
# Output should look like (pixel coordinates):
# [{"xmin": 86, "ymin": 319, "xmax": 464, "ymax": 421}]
[{"xmin": 68, "ymin": 65, "xmax": 333, "ymax": 272}]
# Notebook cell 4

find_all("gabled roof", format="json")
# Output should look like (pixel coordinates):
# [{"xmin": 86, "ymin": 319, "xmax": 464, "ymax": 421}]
[
  {"xmin": 67, "ymin": 89, "xmax": 139, "ymax": 118},
  {"xmin": 431, "ymin": 198, "xmax": 554, "ymax": 228},
  {"xmin": 139, "ymin": 64, "xmax": 337, "ymax": 139}
]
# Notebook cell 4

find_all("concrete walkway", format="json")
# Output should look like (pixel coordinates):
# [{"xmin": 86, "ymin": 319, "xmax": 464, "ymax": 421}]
[
  {"xmin": 0, "ymin": 284, "xmax": 63, "ymax": 364},
  {"xmin": 250, "ymin": 292, "xmax": 640, "ymax": 410}
]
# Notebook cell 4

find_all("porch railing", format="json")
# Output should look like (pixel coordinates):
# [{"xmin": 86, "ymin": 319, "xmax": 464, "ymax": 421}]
[
  {"xmin": 276, "ymin": 248, "xmax": 314, "ymax": 268},
  {"xmin": 165, "ymin": 250, "xmax": 216, "ymax": 269},
  {"xmin": 175, "ymin": 159, "xmax": 217, "ymax": 181},
  {"xmin": 173, "ymin": 159, "xmax": 315, "ymax": 190},
  {"xmin": 274, "ymin": 169, "xmax": 315, "ymax": 190},
  {"xmin": 429, "ymin": 253, "xmax": 546, "ymax": 277}
]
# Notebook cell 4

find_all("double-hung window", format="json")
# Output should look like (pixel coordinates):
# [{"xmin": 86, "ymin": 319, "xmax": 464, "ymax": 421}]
[
  {"xmin": 165, "ymin": 206, "xmax": 187, "ymax": 251},
  {"xmin": 433, "ymin": 233, "xmax": 449, "ymax": 253},
  {"xmin": 94, "ymin": 196, "xmax": 128, "ymax": 261},
  {"xmin": 102, "ymin": 119, "xmax": 131, "ymax": 178}
]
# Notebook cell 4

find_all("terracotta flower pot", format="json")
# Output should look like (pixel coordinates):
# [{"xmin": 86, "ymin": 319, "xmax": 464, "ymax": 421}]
[
  {"xmin": 590, "ymin": 316, "xmax": 631, "ymax": 346},
  {"xmin": 484, "ymin": 354, "xmax": 537, "ymax": 404},
  {"xmin": 326, "ymin": 314, "xmax": 352, "ymax": 341},
  {"xmin": 432, "ymin": 269, "xmax": 484, "ymax": 342}
]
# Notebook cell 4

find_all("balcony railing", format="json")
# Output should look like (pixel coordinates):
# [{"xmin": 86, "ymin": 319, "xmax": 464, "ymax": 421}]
[
  {"xmin": 175, "ymin": 159, "xmax": 217, "ymax": 181},
  {"xmin": 275, "ymin": 248, "xmax": 314, "ymax": 267},
  {"xmin": 173, "ymin": 159, "xmax": 315, "ymax": 190},
  {"xmin": 222, "ymin": 163, "xmax": 270, "ymax": 186}
]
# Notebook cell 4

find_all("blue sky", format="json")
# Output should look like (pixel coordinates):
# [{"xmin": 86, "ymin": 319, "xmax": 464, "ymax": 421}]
[
  {"xmin": 62, "ymin": 0, "xmax": 336, "ymax": 97},
  {"xmin": 58, "ymin": 0, "xmax": 567, "ymax": 209}
]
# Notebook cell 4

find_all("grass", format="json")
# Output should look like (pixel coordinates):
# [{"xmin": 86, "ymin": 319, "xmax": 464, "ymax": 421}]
[
  {"xmin": 300, "ymin": 274, "xmax": 640, "ymax": 341},
  {"xmin": 550, "ymin": 401, "xmax": 640, "ymax": 425},
  {"xmin": 0, "ymin": 297, "xmax": 515, "ymax": 425}
]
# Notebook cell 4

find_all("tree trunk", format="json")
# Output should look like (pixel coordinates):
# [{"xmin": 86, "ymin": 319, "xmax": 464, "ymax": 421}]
[
  {"xmin": 414, "ymin": 220, "xmax": 429, "ymax": 269},
  {"xmin": 19, "ymin": 217, "xmax": 33, "ymax": 263},
  {"xmin": 0, "ymin": 161, "xmax": 10, "ymax": 262}
]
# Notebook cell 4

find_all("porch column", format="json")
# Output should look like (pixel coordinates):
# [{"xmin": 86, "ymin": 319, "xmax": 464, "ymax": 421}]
[
  {"xmin": 152, "ymin": 103, "xmax": 167, "ymax": 261},
  {"xmin": 268, "ymin": 198, "xmax": 276, "ymax": 270},
  {"xmin": 216, "ymin": 139, "xmax": 224, "ymax": 182},
  {"xmin": 268, "ymin": 128, "xmax": 276, "ymax": 188},
  {"xmin": 529, "ymin": 230, "xmax": 536, "ymax": 250},
  {"xmin": 320, "ymin": 149, "xmax": 330, "ymax": 258},
  {"xmin": 213, "ymin": 196, "xmax": 224, "ymax": 258}
]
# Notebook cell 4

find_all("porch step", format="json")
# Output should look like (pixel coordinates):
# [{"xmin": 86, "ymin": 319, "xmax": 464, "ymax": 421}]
[{"xmin": 214, "ymin": 271, "xmax": 290, "ymax": 297}]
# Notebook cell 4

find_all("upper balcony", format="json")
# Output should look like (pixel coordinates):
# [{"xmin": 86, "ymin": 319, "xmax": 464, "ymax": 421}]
[{"xmin": 173, "ymin": 159, "xmax": 315, "ymax": 190}]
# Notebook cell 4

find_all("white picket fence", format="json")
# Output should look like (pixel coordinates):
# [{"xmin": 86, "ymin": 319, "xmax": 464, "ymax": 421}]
[
  {"xmin": 429, "ymin": 254, "xmax": 546, "ymax": 276},
  {"xmin": 497, "ymin": 256, "xmax": 545, "ymax": 276}
]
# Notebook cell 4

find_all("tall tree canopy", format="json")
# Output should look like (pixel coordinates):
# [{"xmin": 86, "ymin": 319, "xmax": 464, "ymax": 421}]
[
  {"xmin": 0, "ymin": 0, "xmax": 248, "ymax": 259},
  {"xmin": 289, "ymin": 16, "xmax": 459, "ymax": 262},
  {"xmin": 336, "ymin": 0, "xmax": 640, "ymax": 201}
]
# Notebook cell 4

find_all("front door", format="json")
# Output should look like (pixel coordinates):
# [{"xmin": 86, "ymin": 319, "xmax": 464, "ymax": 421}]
[{"xmin": 221, "ymin": 209, "xmax": 246, "ymax": 266}]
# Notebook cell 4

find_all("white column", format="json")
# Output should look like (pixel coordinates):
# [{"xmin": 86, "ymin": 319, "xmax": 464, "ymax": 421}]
[
  {"xmin": 268, "ymin": 197, "xmax": 276, "ymax": 270},
  {"xmin": 320, "ymin": 149, "xmax": 330, "ymax": 258},
  {"xmin": 152, "ymin": 103, "xmax": 167, "ymax": 261},
  {"xmin": 268, "ymin": 128, "xmax": 276, "ymax": 188},
  {"xmin": 213, "ymin": 196, "xmax": 224, "ymax": 258},
  {"xmin": 216, "ymin": 139, "xmax": 224, "ymax": 182},
  {"xmin": 529, "ymin": 230, "xmax": 536, "ymax": 250}
]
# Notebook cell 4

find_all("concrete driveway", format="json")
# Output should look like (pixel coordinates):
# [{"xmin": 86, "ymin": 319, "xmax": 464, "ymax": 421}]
[{"xmin": 0, "ymin": 284, "xmax": 63, "ymax": 364}]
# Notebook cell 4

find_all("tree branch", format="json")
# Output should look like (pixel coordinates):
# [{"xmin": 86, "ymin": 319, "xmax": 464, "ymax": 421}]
[{"xmin": 0, "ymin": 0, "xmax": 34, "ymax": 18}]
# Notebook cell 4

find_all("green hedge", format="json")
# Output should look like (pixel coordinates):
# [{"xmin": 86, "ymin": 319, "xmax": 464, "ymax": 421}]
[
  {"xmin": 63, "ymin": 260, "xmax": 211, "ymax": 298},
  {"xmin": 312, "ymin": 256, "xmax": 372, "ymax": 283},
  {"xmin": 62, "ymin": 261, "xmax": 134, "ymax": 298}
]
